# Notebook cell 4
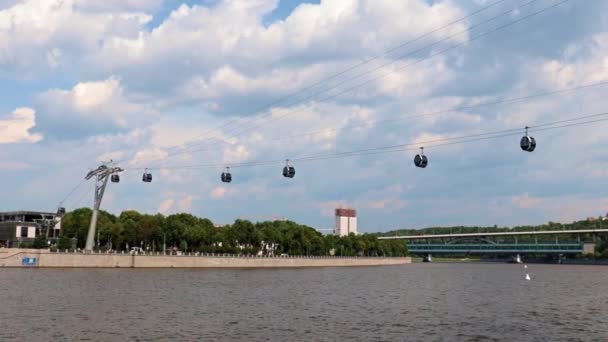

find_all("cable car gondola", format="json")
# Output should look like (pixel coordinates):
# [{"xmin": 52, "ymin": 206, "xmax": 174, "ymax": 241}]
[
  {"xmin": 520, "ymin": 126, "xmax": 536, "ymax": 152},
  {"xmin": 111, "ymin": 174, "xmax": 120, "ymax": 183},
  {"xmin": 414, "ymin": 147, "xmax": 428, "ymax": 168},
  {"xmin": 282, "ymin": 160, "xmax": 296, "ymax": 178},
  {"xmin": 142, "ymin": 169, "xmax": 153, "ymax": 183},
  {"xmin": 221, "ymin": 167, "xmax": 232, "ymax": 183}
]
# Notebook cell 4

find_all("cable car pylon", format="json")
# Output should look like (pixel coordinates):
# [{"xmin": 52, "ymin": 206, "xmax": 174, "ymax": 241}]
[{"xmin": 84, "ymin": 162, "xmax": 123, "ymax": 252}]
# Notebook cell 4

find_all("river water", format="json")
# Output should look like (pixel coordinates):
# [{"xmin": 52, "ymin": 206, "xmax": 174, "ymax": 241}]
[{"xmin": 1, "ymin": 263, "xmax": 607, "ymax": 341}]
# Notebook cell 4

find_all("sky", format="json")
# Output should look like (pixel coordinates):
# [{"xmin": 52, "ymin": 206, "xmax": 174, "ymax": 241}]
[{"xmin": 1, "ymin": 0, "xmax": 608, "ymax": 232}]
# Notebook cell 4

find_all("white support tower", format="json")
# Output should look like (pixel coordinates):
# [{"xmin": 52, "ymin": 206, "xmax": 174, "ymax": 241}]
[{"xmin": 84, "ymin": 163, "xmax": 123, "ymax": 251}]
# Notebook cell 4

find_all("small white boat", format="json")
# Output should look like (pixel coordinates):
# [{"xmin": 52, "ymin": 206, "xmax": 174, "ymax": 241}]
[{"xmin": 525, "ymin": 273, "xmax": 531, "ymax": 281}]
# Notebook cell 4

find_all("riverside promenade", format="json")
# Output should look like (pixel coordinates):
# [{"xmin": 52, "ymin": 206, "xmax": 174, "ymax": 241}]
[{"xmin": 0, "ymin": 248, "xmax": 411, "ymax": 268}]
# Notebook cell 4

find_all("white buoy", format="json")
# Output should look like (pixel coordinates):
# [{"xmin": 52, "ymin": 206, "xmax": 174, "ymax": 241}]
[
  {"xmin": 525, "ymin": 273, "xmax": 531, "ymax": 281},
  {"xmin": 524, "ymin": 265, "xmax": 528, "ymax": 269}
]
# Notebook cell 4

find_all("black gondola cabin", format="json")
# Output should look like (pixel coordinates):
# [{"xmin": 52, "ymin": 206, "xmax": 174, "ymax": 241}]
[
  {"xmin": 520, "ymin": 135, "xmax": 536, "ymax": 152},
  {"xmin": 221, "ymin": 168, "xmax": 232, "ymax": 183},
  {"xmin": 283, "ymin": 166, "xmax": 296, "ymax": 178},
  {"xmin": 142, "ymin": 172, "xmax": 152, "ymax": 183},
  {"xmin": 414, "ymin": 147, "xmax": 428, "ymax": 168}
]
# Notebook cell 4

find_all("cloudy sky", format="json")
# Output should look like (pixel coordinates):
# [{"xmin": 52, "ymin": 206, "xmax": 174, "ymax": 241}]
[{"xmin": 1, "ymin": 0, "xmax": 607, "ymax": 232}]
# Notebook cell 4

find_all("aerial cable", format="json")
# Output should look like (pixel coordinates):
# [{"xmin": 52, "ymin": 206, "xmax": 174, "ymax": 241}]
[
  {"xmin": 210, "ymin": 0, "xmax": 546, "ymax": 139},
  {"xmin": 293, "ymin": 128, "xmax": 524, "ymax": 161},
  {"xmin": 134, "ymin": 0, "xmax": 569, "ymax": 169},
  {"xmin": 293, "ymin": 111, "xmax": 608, "ymax": 162},
  {"xmin": 151, "ymin": 78, "xmax": 608, "ymax": 169},
  {"xmin": 126, "ymin": 110, "xmax": 608, "ymax": 172},
  {"xmin": 57, "ymin": 178, "xmax": 87, "ymax": 209},
  {"xmin": 221, "ymin": 0, "xmax": 515, "ymax": 130},
  {"xmin": 72, "ymin": 187, "xmax": 95, "ymax": 210},
  {"xmin": 271, "ymin": 0, "xmax": 510, "ymax": 104},
  {"xmin": 232, "ymin": 0, "xmax": 542, "ymax": 136},
  {"xmin": 198, "ymin": 0, "xmax": 540, "ymax": 149},
  {"xmin": 126, "ymin": 0, "xmax": 540, "ymax": 170},
  {"xmin": 62, "ymin": 181, "xmax": 94, "ymax": 210},
  {"xmin": 119, "ymin": 0, "xmax": 509, "ymax": 165},
  {"xmin": 291, "ymin": 117, "xmax": 608, "ymax": 164},
  {"xmin": 228, "ymin": 0, "xmax": 570, "ymax": 141},
  {"xmin": 263, "ymin": 80, "xmax": 608, "ymax": 143}
]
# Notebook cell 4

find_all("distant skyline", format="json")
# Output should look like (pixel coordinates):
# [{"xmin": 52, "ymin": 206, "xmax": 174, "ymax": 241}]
[{"xmin": 1, "ymin": 0, "xmax": 608, "ymax": 232}]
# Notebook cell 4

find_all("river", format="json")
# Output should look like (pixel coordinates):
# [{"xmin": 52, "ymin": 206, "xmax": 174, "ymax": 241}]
[{"xmin": 1, "ymin": 263, "xmax": 607, "ymax": 341}]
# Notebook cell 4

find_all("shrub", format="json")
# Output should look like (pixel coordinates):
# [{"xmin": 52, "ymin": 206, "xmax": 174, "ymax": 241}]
[{"xmin": 32, "ymin": 235, "xmax": 48, "ymax": 249}]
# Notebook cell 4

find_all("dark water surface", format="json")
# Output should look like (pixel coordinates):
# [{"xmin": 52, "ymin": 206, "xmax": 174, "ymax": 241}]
[{"xmin": 1, "ymin": 263, "xmax": 607, "ymax": 341}]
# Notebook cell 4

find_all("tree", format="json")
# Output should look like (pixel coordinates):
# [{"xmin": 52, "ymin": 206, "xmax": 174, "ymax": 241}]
[
  {"xmin": 59, "ymin": 207, "xmax": 411, "ymax": 257},
  {"xmin": 62, "ymin": 208, "xmax": 116, "ymax": 248},
  {"xmin": 62, "ymin": 208, "xmax": 93, "ymax": 248}
]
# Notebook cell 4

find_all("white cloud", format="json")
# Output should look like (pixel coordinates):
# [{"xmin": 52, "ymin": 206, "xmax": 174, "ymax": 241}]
[
  {"xmin": 0, "ymin": 107, "xmax": 43, "ymax": 144},
  {"xmin": 35, "ymin": 77, "xmax": 158, "ymax": 138},
  {"xmin": 0, "ymin": 161, "xmax": 31, "ymax": 170},
  {"xmin": 158, "ymin": 194, "xmax": 197, "ymax": 214},
  {"xmin": 510, "ymin": 193, "xmax": 608, "ymax": 223},
  {"xmin": 129, "ymin": 148, "xmax": 168, "ymax": 167},
  {"xmin": 511, "ymin": 193, "xmax": 542, "ymax": 209},
  {"xmin": 179, "ymin": 64, "xmax": 327, "ymax": 102},
  {"xmin": 177, "ymin": 195, "xmax": 195, "ymax": 212},
  {"xmin": 158, "ymin": 198, "xmax": 174, "ymax": 214},
  {"xmin": 38, "ymin": 77, "xmax": 137, "ymax": 126},
  {"xmin": 510, "ymin": 32, "xmax": 608, "ymax": 99},
  {"xmin": 0, "ymin": 0, "xmax": 152, "ymax": 73},
  {"xmin": 74, "ymin": 0, "xmax": 163, "ymax": 12},
  {"xmin": 222, "ymin": 144, "xmax": 250, "ymax": 164},
  {"xmin": 2, "ymin": 0, "xmax": 608, "ymax": 230},
  {"xmin": 210, "ymin": 186, "xmax": 229, "ymax": 199}
]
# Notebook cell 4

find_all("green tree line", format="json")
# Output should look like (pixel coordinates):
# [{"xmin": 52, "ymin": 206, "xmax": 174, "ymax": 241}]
[{"xmin": 58, "ymin": 208, "xmax": 408, "ymax": 257}]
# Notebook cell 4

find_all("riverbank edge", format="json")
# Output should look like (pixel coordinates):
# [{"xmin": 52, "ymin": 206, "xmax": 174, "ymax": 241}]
[{"xmin": 0, "ymin": 249, "xmax": 411, "ymax": 268}]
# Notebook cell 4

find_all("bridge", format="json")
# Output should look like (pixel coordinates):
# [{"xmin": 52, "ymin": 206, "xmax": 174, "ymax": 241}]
[
  {"xmin": 378, "ymin": 229, "xmax": 608, "ymax": 256},
  {"xmin": 378, "ymin": 229, "xmax": 608, "ymax": 240},
  {"xmin": 408, "ymin": 243, "xmax": 588, "ymax": 254}
]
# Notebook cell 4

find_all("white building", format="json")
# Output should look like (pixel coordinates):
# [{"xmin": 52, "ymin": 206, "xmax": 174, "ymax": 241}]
[{"xmin": 334, "ymin": 208, "xmax": 357, "ymax": 237}]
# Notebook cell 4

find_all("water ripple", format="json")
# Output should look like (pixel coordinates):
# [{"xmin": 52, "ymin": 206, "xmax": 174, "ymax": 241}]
[{"xmin": 1, "ymin": 264, "xmax": 607, "ymax": 341}]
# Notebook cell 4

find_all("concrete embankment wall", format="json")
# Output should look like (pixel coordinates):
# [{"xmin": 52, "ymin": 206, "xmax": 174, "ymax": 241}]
[{"xmin": 0, "ymin": 249, "xmax": 411, "ymax": 268}]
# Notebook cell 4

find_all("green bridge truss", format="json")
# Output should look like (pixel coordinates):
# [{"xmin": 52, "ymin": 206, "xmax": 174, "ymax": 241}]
[{"xmin": 408, "ymin": 243, "xmax": 584, "ymax": 254}]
